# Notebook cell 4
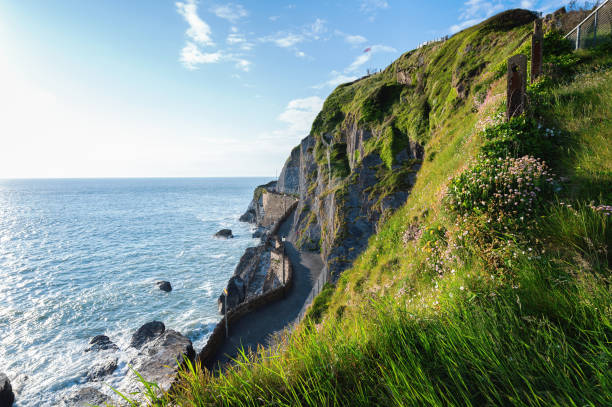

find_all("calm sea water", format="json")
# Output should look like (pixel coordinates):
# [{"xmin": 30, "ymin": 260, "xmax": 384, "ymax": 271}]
[{"xmin": 0, "ymin": 178, "xmax": 268, "ymax": 406}]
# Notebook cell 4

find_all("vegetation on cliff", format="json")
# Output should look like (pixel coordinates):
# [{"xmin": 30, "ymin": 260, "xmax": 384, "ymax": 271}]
[{"xmin": 126, "ymin": 9, "xmax": 611, "ymax": 406}]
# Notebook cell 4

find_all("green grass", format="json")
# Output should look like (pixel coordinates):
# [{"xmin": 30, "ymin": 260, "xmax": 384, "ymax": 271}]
[{"xmin": 122, "ymin": 10, "xmax": 611, "ymax": 407}]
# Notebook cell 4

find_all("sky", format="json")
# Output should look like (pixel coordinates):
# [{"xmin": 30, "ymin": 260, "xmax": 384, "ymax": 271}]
[{"xmin": 0, "ymin": 0, "xmax": 567, "ymax": 178}]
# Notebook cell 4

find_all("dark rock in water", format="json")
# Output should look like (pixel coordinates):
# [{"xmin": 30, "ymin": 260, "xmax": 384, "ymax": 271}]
[
  {"xmin": 60, "ymin": 387, "xmax": 106, "ymax": 407},
  {"xmin": 218, "ymin": 275, "xmax": 246, "ymax": 314},
  {"xmin": 214, "ymin": 229, "xmax": 234, "ymax": 239},
  {"xmin": 130, "ymin": 321, "xmax": 165, "ymax": 349},
  {"xmin": 85, "ymin": 335, "xmax": 118, "ymax": 352},
  {"xmin": 239, "ymin": 208, "xmax": 256, "ymax": 223},
  {"xmin": 252, "ymin": 226, "xmax": 266, "ymax": 238},
  {"xmin": 86, "ymin": 358, "xmax": 118, "ymax": 382},
  {"xmin": 128, "ymin": 330, "xmax": 195, "ymax": 394},
  {"xmin": 156, "ymin": 281, "xmax": 172, "ymax": 292},
  {"xmin": 0, "ymin": 373, "xmax": 14, "ymax": 407}
]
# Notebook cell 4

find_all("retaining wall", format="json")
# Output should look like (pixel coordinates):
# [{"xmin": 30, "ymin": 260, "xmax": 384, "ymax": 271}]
[{"xmin": 197, "ymin": 244, "xmax": 293, "ymax": 369}]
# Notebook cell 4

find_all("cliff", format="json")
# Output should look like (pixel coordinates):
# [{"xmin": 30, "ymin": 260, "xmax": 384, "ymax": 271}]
[
  {"xmin": 265, "ymin": 9, "xmax": 536, "ymax": 281},
  {"xmin": 153, "ymin": 8, "xmax": 612, "ymax": 405}
]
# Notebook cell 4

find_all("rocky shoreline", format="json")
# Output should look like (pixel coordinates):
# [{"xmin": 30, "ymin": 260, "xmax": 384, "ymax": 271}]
[{"xmin": 53, "ymin": 181, "xmax": 298, "ymax": 406}]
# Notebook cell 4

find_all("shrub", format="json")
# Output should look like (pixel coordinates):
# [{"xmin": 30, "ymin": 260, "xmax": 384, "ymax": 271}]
[
  {"xmin": 479, "ymin": 116, "xmax": 558, "ymax": 161},
  {"xmin": 543, "ymin": 30, "xmax": 573, "ymax": 57},
  {"xmin": 446, "ymin": 156, "xmax": 559, "ymax": 227}
]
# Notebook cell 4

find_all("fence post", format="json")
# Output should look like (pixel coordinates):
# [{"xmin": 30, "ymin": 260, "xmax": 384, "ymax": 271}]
[
  {"xmin": 576, "ymin": 25, "xmax": 581, "ymax": 50},
  {"xmin": 506, "ymin": 54, "xmax": 527, "ymax": 121},
  {"xmin": 593, "ymin": 9, "xmax": 598, "ymax": 45},
  {"xmin": 531, "ymin": 19, "xmax": 543, "ymax": 83}
]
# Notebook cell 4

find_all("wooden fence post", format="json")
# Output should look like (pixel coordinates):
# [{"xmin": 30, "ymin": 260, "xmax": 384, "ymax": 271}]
[
  {"xmin": 506, "ymin": 54, "xmax": 527, "ymax": 121},
  {"xmin": 531, "ymin": 19, "xmax": 543, "ymax": 83}
]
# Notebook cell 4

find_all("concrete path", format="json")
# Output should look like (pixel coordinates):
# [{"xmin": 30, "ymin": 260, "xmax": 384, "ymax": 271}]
[{"xmin": 205, "ymin": 210, "xmax": 324, "ymax": 369}]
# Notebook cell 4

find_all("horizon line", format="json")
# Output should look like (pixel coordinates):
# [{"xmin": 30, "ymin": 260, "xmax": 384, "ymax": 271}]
[{"xmin": 0, "ymin": 176, "xmax": 276, "ymax": 181}]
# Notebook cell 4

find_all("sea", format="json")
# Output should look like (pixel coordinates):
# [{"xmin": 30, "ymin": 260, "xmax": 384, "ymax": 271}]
[{"xmin": 0, "ymin": 178, "xmax": 269, "ymax": 406}]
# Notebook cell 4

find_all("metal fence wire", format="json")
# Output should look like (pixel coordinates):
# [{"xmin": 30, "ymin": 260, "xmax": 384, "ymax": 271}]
[{"xmin": 565, "ymin": 0, "xmax": 612, "ymax": 49}]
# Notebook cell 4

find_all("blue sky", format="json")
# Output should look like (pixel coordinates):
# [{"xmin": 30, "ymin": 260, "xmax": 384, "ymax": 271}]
[{"xmin": 0, "ymin": 0, "xmax": 565, "ymax": 178}]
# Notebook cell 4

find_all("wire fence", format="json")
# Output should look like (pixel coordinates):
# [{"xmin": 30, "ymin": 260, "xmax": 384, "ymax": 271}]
[
  {"xmin": 565, "ymin": 0, "xmax": 612, "ymax": 49},
  {"xmin": 296, "ymin": 266, "xmax": 329, "ymax": 322}
]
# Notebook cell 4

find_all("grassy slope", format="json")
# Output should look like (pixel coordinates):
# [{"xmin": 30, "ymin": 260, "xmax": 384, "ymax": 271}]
[{"xmin": 127, "ymin": 10, "xmax": 611, "ymax": 407}]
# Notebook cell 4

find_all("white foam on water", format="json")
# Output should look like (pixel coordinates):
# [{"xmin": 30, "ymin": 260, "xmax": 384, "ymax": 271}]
[{"xmin": 0, "ymin": 178, "xmax": 268, "ymax": 406}]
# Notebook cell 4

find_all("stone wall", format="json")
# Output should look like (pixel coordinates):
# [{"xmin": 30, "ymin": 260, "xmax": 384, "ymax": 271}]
[
  {"xmin": 261, "ymin": 192, "xmax": 298, "ymax": 227},
  {"xmin": 197, "ymin": 244, "xmax": 293, "ymax": 369}
]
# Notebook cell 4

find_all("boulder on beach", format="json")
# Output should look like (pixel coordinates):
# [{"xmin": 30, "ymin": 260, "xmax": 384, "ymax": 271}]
[
  {"xmin": 128, "ymin": 330, "xmax": 195, "ymax": 394},
  {"xmin": 213, "ymin": 229, "xmax": 234, "ymax": 239},
  {"xmin": 60, "ymin": 387, "xmax": 107, "ymax": 407},
  {"xmin": 86, "ymin": 357, "xmax": 118, "ymax": 382},
  {"xmin": 129, "ymin": 321, "xmax": 165, "ymax": 349},
  {"xmin": 155, "ymin": 281, "xmax": 172, "ymax": 292},
  {"xmin": 85, "ymin": 335, "xmax": 118, "ymax": 352},
  {"xmin": 0, "ymin": 373, "xmax": 14, "ymax": 407}
]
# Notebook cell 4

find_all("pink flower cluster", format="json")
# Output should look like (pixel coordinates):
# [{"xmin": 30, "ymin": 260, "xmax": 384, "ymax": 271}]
[
  {"xmin": 446, "ymin": 156, "xmax": 558, "ymax": 222},
  {"xmin": 590, "ymin": 204, "xmax": 612, "ymax": 216}
]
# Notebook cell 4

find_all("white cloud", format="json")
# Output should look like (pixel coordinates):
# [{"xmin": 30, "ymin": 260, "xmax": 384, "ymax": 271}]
[
  {"xmin": 211, "ymin": 3, "xmax": 248, "ymax": 23},
  {"xmin": 180, "ymin": 42, "xmax": 223, "ymax": 70},
  {"xmin": 278, "ymin": 96, "xmax": 324, "ymax": 135},
  {"xmin": 346, "ymin": 44, "xmax": 396, "ymax": 72},
  {"xmin": 450, "ymin": 0, "xmax": 505, "ymax": 33},
  {"xmin": 235, "ymin": 59, "xmax": 251, "ymax": 72},
  {"xmin": 360, "ymin": 0, "xmax": 389, "ymax": 13},
  {"xmin": 266, "ymin": 33, "xmax": 304, "ymax": 48},
  {"xmin": 269, "ymin": 15, "xmax": 280, "ymax": 21},
  {"xmin": 227, "ymin": 33, "xmax": 245, "ymax": 44},
  {"xmin": 309, "ymin": 18, "xmax": 327, "ymax": 38},
  {"xmin": 520, "ymin": 0, "xmax": 535, "ymax": 7},
  {"xmin": 347, "ymin": 53, "xmax": 372, "ymax": 72},
  {"xmin": 176, "ymin": 0, "xmax": 252, "ymax": 71},
  {"xmin": 360, "ymin": 0, "xmax": 389, "ymax": 20},
  {"xmin": 176, "ymin": 0, "xmax": 214, "ymax": 46},
  {"xmin": 312, "ymin": 71, "xmax": 359, "ymax": 89},
  {"xmin": 335, "ymin": 30, "xmax": 368, "ymax": 45},
  {"xmin": 261, "ymin": 18, "xmax": 327, "ymax": 52},
  {"xmin": 345, "ymin": 34, "xmax": 367, "ymax": 45}
]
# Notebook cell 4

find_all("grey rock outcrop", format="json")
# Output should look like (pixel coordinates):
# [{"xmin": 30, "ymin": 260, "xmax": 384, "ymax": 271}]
[
  {"xmin": 129, "ymin": 321, "xmax": 165, "ymax": 349},
  {"xmin": 128, "ymin": 330, "xmax": 195, "ymax": 393},
  {"xmin": 276, "ymin": 145, "xmax": 300, "ymax": 195},
  {"xmin": 218, "ymin": 275, "xmax": 246, "ymax": 314},
  {"xmin": 214, "ymin": 229, "xmax": 234, "ymax": 239},
  {"xmin": 239, "ymin": 181, "xmax": 277, "ymax": 225},
  {"xmin": 85, "ymin": 335, "xmax": 118, "ymax": 352},
  {"xmin": 276, "ymin": 122, "xmax": 422, "ymax": 281},
  {"xmin": 156, "ymin": 280, "xmax": 172, "ymax": 292},
  {"xmin": 60, "ymin": 387, "xmax": 107, "ymax": 407},
  {"xmin": 217, "ymin": 245, "xmax": 271, "ymax": 314},
  {"xmin": 86, "ymin": 358, "xmax": 118, "ymax": 382},
  {"xmin": 252, "ymin": 226, "xmax": 266, "ymax": 239},
  {"xmin": 0, "ymin": 373, "xmax": 14, "ymax": 407}
]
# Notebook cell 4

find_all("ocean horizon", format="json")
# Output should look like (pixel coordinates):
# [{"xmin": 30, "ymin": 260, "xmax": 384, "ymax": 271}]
[{"xmin": 0, "ymin": 177, "xmax": 269, "ymax": 406}]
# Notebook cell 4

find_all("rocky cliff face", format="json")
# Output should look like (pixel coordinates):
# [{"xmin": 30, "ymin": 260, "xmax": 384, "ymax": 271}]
[
  {"xmin": 282, "ymin": 127, "xmax": 422, "ymax": 281},
  {"xmin": 240, "ymin": 9, "xmax": 537, "ymax": 283}
]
